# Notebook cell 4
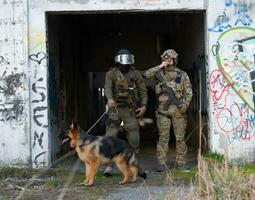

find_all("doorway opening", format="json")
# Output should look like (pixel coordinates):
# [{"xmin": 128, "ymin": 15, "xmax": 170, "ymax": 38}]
[{"xmin": 46, "ymin": 10, "xmax": 208, "ymax": 163}]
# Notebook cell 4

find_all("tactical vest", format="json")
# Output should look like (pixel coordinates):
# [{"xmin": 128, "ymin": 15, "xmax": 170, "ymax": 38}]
[{"xmin": 112, "ymin": 69, "xmax": 139, "ymax": 108}]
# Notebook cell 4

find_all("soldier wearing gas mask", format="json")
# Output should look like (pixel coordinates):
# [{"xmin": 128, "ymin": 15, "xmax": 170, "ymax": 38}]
[
  {"xmin": 103, "ymin": 49, "xmax": 148, "ymax": 176},
  {"xmin": 144, "ymin": 49, "xmax": 193, "ymax": 171}
]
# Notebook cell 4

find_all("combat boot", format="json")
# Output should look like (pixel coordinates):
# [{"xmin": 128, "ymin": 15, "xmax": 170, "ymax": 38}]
[
  {"xmin": 177, "ymin": 163, "xmax": 191, "ymax": 170},
  {"xmin": 157, "ymin": 163, "xmax": 170, "ymax": 172}
]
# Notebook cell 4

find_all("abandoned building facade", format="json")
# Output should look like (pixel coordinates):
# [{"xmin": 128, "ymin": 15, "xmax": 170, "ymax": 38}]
[{"xmin": 0, "ymin": 0, "xmax": 255, "ymax": 168}]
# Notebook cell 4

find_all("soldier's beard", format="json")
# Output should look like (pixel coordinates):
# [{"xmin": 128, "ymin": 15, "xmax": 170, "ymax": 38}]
[
  {"xmin": 165, "ymin": 64, "xmax": 176, "ymax": 72},
  {"xmin": 166, "ymin": 64, "xmax": 175, "ymax": 68}
]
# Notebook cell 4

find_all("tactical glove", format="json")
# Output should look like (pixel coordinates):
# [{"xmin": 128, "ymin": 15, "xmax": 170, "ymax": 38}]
[{"xmin": 179, "ymin": 104, "xmax": 188, "ymax": 113}]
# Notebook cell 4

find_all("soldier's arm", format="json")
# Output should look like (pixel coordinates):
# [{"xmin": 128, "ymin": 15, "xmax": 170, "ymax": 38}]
[
  {"xmin": 136, "ymin": 71, "xmax": 148, "ymax": 107},
  {"xmin": 104, "ymin": 71, "xmax": 114, "ymax": 100},
  {"xmin": 144, "ymin": 65, "xmax": 162, "ymax": 79},
  {"xmin": 182, "ymin": 72, "xmax": 193, "ymax": 107}
]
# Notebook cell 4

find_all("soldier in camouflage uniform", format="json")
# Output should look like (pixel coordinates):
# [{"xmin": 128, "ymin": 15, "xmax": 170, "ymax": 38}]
[
  {"xmin": 144, "ymin": 49, "xmax": 193, "ymax": 171},
  {"xmin": 104, "ymin": 49, "xmax": 148, "ymax": 175}
]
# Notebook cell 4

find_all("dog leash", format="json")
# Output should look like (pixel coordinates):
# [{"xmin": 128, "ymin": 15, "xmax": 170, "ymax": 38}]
[{"xmin": 85, "ymin": 106, "xmax": 109, "ymax": 134}]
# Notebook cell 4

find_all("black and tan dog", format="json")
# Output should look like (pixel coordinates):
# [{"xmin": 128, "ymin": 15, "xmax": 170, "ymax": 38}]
[{"xmin": 62, "ymin": 122, "xmax": 146, "ymax": 186}]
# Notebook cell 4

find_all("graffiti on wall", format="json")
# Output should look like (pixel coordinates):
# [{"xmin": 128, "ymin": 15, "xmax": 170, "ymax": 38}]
[
  {"xmin": 0, "ymin": 56, "xmax": 10, "ymax": 66},
  {"xmin": 209, "ymin": 1, "xmax": 252, "ymax": 32},
  {"xmin": 29, "ymin": 52, "xmax": 46, "ymax": 65},
  {"xmin": 0, "ymin": 0, "xmax": 26, "ymax": 128},
  {"xmin": 225, "ymin": 0, "xmax": 252, "ymax": 26},
  {"xmin": 29, "ymin": 50, "xmax": 48, "ymax": 168},
  {"xmin": 209, "ymin": 0, "xmax": 255, "ymax": 145},
  {"xmin": 0, "ymin": 71, "xmax": 25, "ymax": 127},
  {"xmin": 208, "ymin": 12, "xmax": 232, "ymax": 32}
]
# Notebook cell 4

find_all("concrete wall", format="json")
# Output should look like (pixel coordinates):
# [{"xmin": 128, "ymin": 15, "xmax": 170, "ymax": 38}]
[
  {"xmin": 1, "ymin": 0, "xmax": 255, "ymax": 167},
  {"xmin": 207, "ymin": 0, "xmax": 255, "ymax": 163},
  {"xmin": 0, "ymin": 0, "xmax": 30, "ymax": 166}
]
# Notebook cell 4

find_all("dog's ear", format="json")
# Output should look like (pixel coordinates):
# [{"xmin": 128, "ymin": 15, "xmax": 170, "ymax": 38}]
[{"xmin": 70, "ymin": 120, "xmax": 78, "ymax": 129}]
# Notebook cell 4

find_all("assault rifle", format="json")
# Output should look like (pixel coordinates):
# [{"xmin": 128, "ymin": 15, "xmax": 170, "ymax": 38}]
[{"xmin": 154, "ymin": 71, "xmax": 181, "ymax": 111}]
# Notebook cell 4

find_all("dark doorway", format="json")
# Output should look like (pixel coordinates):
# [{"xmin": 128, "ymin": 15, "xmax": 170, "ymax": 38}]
[{"xmin": 46, "ymin": 11, "xmax": 208, "ymax": 161}]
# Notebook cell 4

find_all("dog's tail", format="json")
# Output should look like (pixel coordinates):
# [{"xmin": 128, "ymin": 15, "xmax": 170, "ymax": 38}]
[{"xmin": 138, "ymin": 167, "xmax": 147, "ymax": 179}]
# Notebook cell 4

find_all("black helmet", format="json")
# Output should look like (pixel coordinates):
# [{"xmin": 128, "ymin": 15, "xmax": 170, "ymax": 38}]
[{"xmin": 114, "ymin": 49, "xmax": 134, "ymax": 65}]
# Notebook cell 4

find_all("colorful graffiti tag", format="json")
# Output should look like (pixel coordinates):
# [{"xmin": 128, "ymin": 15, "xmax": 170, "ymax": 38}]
[
  {"xmin": 209, "ymin": 1, "xmax": 255, "ymax": 146},
  {"xmin": 215, "ymin": 27, "xmax": 255, "ymax": 112}
]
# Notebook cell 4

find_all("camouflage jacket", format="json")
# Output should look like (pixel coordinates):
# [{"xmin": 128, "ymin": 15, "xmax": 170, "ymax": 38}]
[
  {"xmin": 104, "ymin": 67, "xmax": 148, "ymax": 108},
  {"xmin": 144, "ymin": 65, "xmax": 193, "ymax": 107}
]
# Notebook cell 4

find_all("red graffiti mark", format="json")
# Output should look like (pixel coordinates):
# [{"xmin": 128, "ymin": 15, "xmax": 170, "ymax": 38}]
[
  {"xmin": 242, "ymin": 132, "xmax": 255, "ymax": 140},
  {"xmin": 216, "ymin": 102, "xmax": 242, "ymax": 133},
  {"xmin": 210, "ymin": 69, "xmax": 230, "ymax": 103}
]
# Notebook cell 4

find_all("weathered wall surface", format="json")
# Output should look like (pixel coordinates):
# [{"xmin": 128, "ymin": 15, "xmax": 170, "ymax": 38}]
[
  {"xmin": 208, "ymin": 0, "xmax": 255, "ymax": 163},
  {"xmin": 28, "ymin": 9, "xmax": 49, "ymax": 168},
  {"xmin": 1, "ymin": 0, "xmax": 255, "ymax": 167},
  {"xmin": 0, "ymin": 0, "xmax": 30, "ymax": 166}
]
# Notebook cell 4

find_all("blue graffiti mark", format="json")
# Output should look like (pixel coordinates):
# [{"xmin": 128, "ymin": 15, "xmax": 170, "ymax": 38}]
[
  {"xmin": 208, "ymin": 12, "xmax": 232, "ymax": 32},
  {"xmin": 234, "ymin": 2, "xmax": 252, "ymax": 26},
  {"xmin": 225, "ymin": 0, "xmax": 233, "ymax": 7},
  {"xmin": 247, "ymin": 114, "xmax": 255, "ymax": 128},
  {"xmin": 224, "ymin": 0, "xmax": 252, "ymax": 26}
]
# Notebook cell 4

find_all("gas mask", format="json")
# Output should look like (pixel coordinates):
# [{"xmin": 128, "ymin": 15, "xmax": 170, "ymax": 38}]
[{"xmin": 118, "ymin": 64, "xmax": 131, "ymax": 74}]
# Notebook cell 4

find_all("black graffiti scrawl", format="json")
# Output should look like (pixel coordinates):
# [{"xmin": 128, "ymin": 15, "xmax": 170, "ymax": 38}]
[
  {"xmin": 34, "ymin": 151, "xmax": 46, "ymax": 168},
  {"xmin": 0, "ymin": 56, "xmax": 10, "ymax": 65},
  {"xmin": 33, "ymin": 131, "xmax": 44, "ymax": 149},
  {"xmin": 33, "ymin": 106, "xmax": 47, "ymax": 127},
  {"xmin": 32, "ymin": 77, "xmax": 47, "ymax": 127},
  {"xmin": 0, "ymin": 72, "xmax": 25, "ymax": 123},
  {"xmin": 32, "ymin": 77, "xmax": 46, "ymax": 103},
  {"xmin": 29, "ymin": 52, "xmax": 46, "ymax": 65}
]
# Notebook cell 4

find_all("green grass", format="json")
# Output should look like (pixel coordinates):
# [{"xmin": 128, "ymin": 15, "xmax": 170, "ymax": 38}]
[
  {"xmin": 203, "ymin": 151, "xmax": 255, "ymax": 175},
  {"xmin": 239, "ymin": 164, "xmax": 255, "ymax": 175},
  {"xmin": 45, "ymin": 177, "xmax": 62, "ymax": 188},
  {"xmin": 203, "ymin": 151, "xmax": 225, "ymax": 162},
  {"xmin": 0, "ymin": 196, "xmax": 11, "ymax": 200},
  {"xmin": 0, "ymin": 167, "xmax": 32, "ymax": 179},
  {"xmin": 173, "ymin": 167, "xmax": 197, "ymax": 177}
]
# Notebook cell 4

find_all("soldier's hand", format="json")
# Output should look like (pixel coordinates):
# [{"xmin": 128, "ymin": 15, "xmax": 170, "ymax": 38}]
[
  {"xmin": 107, "ymin": 98, "xmax": 116, "ymax": 108},
  {"xmin": 179, "ymin": 104, "xmax": 188, "ymax": 113},
  {"xmin": 135, "ymin": 106, "xmax": 146, "ymax": 118},
  {"xmin": 159, "ymin": 61, "xmax": 169, "ymax": 69}
]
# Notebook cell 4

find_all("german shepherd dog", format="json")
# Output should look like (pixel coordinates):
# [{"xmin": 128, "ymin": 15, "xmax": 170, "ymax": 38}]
[{"xmin": 62, "ymin": 122, "xmax": 146, "ymax": 186}]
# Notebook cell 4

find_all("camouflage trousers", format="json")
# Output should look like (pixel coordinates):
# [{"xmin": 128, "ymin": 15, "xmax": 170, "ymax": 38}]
[
  {"xmin": 105, "ymin": 106, "xmax": 140, "ymax": 150},
  {"xmin": 156, "ymin": 104, "xmax": 188, "ymax": 165}
]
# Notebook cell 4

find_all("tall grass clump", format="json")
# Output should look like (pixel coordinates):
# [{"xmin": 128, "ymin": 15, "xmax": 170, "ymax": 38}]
[{"xmin": 195, "ymin": 155, "xmax": 255, "ymax": 200}]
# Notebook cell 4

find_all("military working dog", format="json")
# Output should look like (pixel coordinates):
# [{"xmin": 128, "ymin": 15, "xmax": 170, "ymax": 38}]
[{"xmin": 62, "ymin": 122, "xmax": 146, "ymax": 186}]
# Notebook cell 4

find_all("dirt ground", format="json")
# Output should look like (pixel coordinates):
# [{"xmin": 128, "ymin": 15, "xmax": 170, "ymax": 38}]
[{"xmin": 0, "ymin": 142, "xmax": 197, "ymax": 200}]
